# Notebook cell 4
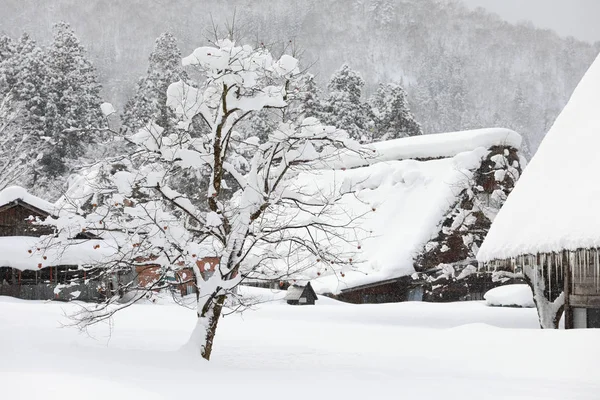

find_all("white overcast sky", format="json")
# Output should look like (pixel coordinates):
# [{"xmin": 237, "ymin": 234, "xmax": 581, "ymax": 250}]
[{"xmin": 460, "ymin": 0, "xmax": 600, "ymax": 43}]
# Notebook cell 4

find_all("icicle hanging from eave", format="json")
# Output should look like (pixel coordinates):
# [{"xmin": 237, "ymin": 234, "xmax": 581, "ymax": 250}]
[
  {"xmin": 552, "ymin": 252, "xmax": 556, "ymax": 295},
  {"xmin": 547, "ymin": 252, "xmax": 552, "ymax": 297},
  {"xmin": 596, "ymin": 248, "xmax": 600, "ymax": 291},
  {"xmin": 585, "ymin": 249, "xmax": 589, "ymax": 285}
]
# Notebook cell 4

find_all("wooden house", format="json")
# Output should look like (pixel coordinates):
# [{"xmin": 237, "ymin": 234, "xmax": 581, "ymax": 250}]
[
  {"xmin": 0, "ymin": 186, "xmax": 55, "ymax": 237},
  {"xmin": 294, "ymin": 128, "xmax": 525, "ymax": 304},
  {"xmin": 477, "ymin": 53, "xmax": 600, "ymax": 329},
  {"xmin": 285, "ymin": 283, "xmax": 318, "ymax": 305},
  {"xmin": 0, "ymin": 186, "xmax": 126, "ymax": 302}
]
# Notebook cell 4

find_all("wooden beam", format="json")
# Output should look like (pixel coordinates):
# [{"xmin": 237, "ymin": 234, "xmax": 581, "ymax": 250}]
[
  {"xmin": 564, "ymin": 250, "xmax": 573, "ymax": 329},
  {"xmin": 570, "ymin": 294, "xmax": 600, "ymax": 308}
]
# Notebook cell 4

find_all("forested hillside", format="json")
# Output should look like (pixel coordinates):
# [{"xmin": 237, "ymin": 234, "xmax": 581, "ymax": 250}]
[{"xmin": 0, "ymin": 0, "xmax": 598, "ymax": 153}]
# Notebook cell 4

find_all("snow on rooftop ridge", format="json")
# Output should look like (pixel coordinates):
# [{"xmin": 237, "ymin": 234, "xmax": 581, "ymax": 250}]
[
  {"xmin": 337, "ymin": 128, "xmax": 521, "ymax": 169},
  {"xmin": 372, "ymin": 128, "xmax": 522, "ymax": 161},
  {"xmin": 0, "ymin": 186, "xmax": 55, "ymax": 214},
  {"xmin": 477, "ymin": 53, "xmax": 600, "ymax": 262}
]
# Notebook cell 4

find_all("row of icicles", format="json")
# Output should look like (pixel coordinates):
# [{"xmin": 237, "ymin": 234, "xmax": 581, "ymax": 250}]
[{"xmin": 482, "ymin": 249, "xmax": 600, "ymax": 294}]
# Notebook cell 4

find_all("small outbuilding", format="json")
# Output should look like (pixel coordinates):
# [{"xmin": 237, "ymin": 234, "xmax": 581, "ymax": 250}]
[{"xmin": 285, "ymin": 282, "xmax": 318, "ymax": 305}]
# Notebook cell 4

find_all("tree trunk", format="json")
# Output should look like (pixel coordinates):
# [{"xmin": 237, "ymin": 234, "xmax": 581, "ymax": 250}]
[
  {"xmin": 532, "ymin": 293, "xmax": 564, "ymax": 329},
  {"xmin": 187, "ymin": 292, "xmax": 227, "ymax": 361},
  {"xmin": 523, "ymin": 265, "xmax": 565, "ymax": 329}
]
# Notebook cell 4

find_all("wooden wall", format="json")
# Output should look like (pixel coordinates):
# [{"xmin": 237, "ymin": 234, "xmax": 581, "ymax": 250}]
[{"xmin": 0, "ymin": 203, "xmax": 53, "ymax": 237}]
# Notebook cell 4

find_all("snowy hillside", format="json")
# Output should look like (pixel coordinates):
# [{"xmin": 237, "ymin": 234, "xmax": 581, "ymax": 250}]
[{"xmin": 0, "ymin": 0, "xmax": 596, "ymax": 152}]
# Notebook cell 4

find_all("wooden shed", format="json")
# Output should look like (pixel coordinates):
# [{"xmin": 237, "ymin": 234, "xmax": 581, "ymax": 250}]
[{"xmin": 285, "ymin": 283, "xmax": 318, "ymax": 305}]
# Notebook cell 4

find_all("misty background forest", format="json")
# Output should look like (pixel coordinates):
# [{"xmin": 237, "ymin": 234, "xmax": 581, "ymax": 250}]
[{"xmin": 1, "ymin": 0, "xmax": 598, "ymax": 198}]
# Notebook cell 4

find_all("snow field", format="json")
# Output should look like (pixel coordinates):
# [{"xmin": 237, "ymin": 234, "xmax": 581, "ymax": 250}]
[{"xmin": 0, "ymin": 288, "xmax": 599, "ymax": 400}]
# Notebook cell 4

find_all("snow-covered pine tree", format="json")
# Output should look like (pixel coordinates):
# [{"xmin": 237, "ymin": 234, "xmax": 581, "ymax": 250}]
[
  {"xmin": 288, "ymin": 72, "xmax": 323, "ymax": 121},
  {"xmin": 0, "ymin": 33, "xmax": 50, "ymax": 190},
  {"xmin": 122, "ymin": 32, "xmax": 187, "ymax": 134},
  {"xmin": 10, "ymin": 34, "xmax": 49, "ymax": 137},
  {"xmin": 45, "ymin": 38, "xmax": 367, "ymax": 361},
  {"xmin": 369, "ymin": 82, "xmax": 422, "ymax": 141},
  {"xmin": 42, "ymin": 22, "xmax": 105, "ymax": 176},
  {"xmin": 0, "ymin": 36, "xmax": 16, "ymax": 90},
  {"xmin": 321, "ymin": 64, "xmax": 373, "ymax": 142}
]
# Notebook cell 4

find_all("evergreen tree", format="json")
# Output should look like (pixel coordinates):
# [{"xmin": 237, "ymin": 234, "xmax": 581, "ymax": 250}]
[
  {"xmin": 246, "ymin": 109, "xmax": 280, "ymax": 142},
  {"xmin": 0, "ymin": 36, "xmax": 15, "ymax": 93},
  {"xmin": 0, "ymin": 34, "xmax": 49, "ymax": 190},
  {"xmin": 42, "ymin": 22, "xmax": 105, "ymax": 175},
  {"xmin": 288, "ymin": 72, "xmax": 322, "ymax": 121},
  {"xmin": 369, "ymin": 82, "xmax": 422, "ymax": 141},
  {"xmin": 321, "ymin": 64, "xmax": 373, "ymax": 142},
  {"xmin": 9, "ymin": 34, "xmax": 49, "ymax": 136},
  {"xmin": 122, "ymin": 32, "xmax": 186, "ymax": 133}
]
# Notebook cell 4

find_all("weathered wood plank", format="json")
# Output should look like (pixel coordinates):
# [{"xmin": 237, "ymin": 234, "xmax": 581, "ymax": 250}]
[{"xmin": 569, "ymin": 294, "xmax": 600, "ymax": 308}]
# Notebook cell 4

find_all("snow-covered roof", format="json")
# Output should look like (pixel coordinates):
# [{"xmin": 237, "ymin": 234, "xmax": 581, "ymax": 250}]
[
  {"xmin": 273, "ymin": 128, "xmax": 522, "ymax": 295},
  {"xmin": 284, "ymin": 285, "xmax": 306, "ymax": 301},
  {"xmin": 0, "ymin": 236, "xmax": 117, "ymax": 271},
  {"xmin": 477, "ymin": 53, "xmax": 600, "ymax": 262},
  {"xmin": 338, "ymin": 128, "xmax": 522, "ymax": 169},
  {"xmin": 0, "ymin": 186, "xmax": 55, "ymax": 215}
]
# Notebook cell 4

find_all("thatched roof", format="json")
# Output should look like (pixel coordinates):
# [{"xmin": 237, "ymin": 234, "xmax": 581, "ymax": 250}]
[{"xmin": 478, "ymin": 53, "xmax": 600, "ymax": 262}]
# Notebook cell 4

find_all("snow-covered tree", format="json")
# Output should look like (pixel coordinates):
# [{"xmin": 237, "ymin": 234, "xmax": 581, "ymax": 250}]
[
  {"xmin": 122, "ymin": 32, "xmax": 187, "ymax": 133},
  {"xmin": 0, "ymin": 36, "xmax": 16, "ymax": 92},
  {"xmin": 0, "ymin": 92, "xmax": 39, "ymax": 190},
  {"xmin": 288, "ymin": 72, "xmax": 322, "ymax": 121},
  {"xmin": 0, "ymin": 34, "xmax": 50, "ymax": 190},
  {"xmin": 369, "ymin": 83, "xmax": 422, "ymax": 141},
  {"xmin": 42, "ymin": 22, "xmax": 106, "ymax": 176},
  {"xmin": 242, "ymin": 72, "xmax": 323, "ymax": 143},
  {"xmin": 45, "ymin": 38, "xmax": 367, "ymax": 361},
  {"xmin": 321, "ymin": 64, "xmax": 372, "ymax": 142}
]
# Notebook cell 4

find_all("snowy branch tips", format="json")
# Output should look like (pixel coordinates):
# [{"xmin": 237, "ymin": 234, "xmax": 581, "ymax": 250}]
[{"xmin": 47, "ymin": 38, "xmax": 368, "ymax": 360}]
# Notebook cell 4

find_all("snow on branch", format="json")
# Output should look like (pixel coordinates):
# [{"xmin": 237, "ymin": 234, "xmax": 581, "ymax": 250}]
[{"xmin": 43, "ymin": 37, "xmax": 370, "ymax": 360}]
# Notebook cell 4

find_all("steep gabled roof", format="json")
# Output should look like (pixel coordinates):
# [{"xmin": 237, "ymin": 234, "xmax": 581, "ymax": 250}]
[
  {"xmin": 478, "ymin": 53, "xmax": 600, "ymax": 262},
  {"xmin": 284, "ymin": 285, "xmax": 306, "ymax": 301},
  {"xmin": 284, "ymin": 283, "xmax": 317, "ymax": 301},
  {"xmin": 253, "ymin": 128, "xmax": 522, "ymax": 295},
  {"xmin": 0, "ymin": 186, "xmax": 55, "ymax": 216}
]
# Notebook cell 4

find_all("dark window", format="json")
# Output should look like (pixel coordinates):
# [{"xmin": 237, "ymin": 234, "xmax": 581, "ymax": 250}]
[
  {"xmin": 587, "ymin": 308, "xmax": 600, "ymax": 328},
  {"xmin": 21, "ymin": 270, "xmax": 36, "ymax": 283}
]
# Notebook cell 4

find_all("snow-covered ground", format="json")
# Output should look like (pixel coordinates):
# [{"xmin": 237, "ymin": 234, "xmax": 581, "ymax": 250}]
[{"xmin": 1, "ymin": 288, "xmax": 599, "ymax": 399}]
